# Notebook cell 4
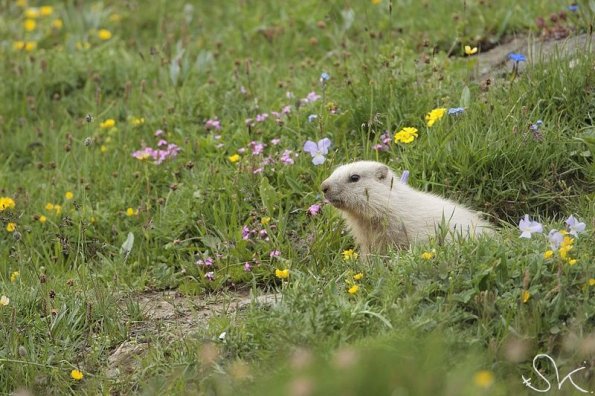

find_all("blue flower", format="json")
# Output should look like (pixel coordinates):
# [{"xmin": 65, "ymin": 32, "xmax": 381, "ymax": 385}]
[
  {"xmin": 307, "ymin": 114, "xmax": 318, "ymax": 123},
  {"xmin": 529, "ymin": 120, "xmax": 543, "ymax": 131},
  {"xmin": 400, "ymin": 170, "xmax": 409, "ymax": 184},
  {"xmin": 518, "ymin": 214, "xmax": 543, "ymax": 238},
  {"xmin": 303, "ymin": 138, "xmax": 331, "ymax": 165},
  {"xmin": 447, "ymin": 107, "xmax": 465, "ymax": 116},
  {"xmin": 567, "ymin": 4, "xmax": 578, "ymax": 12},
  {"xmin": 508, "ymin": 52, "xmax": 527, "ymax": 63},
  {"xmin": 320, "ymin": 72, "xmax": 330, "ymax": 84}
]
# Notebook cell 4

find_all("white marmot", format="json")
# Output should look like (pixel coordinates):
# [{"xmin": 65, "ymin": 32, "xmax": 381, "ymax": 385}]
[{"xmin": 320, "ymin": 161, "xmax": 493, "ymax": 256}]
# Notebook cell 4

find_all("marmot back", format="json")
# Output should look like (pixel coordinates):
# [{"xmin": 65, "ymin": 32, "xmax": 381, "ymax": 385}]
[{"xmin": 320, "ymin": 161, "xmax": 493, "ymax": 256}]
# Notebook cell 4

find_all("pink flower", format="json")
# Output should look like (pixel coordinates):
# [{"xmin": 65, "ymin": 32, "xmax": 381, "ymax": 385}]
[
  {"xmin": 205, "ymin": 271, "xmax": 215, "ymax": 281},
  {"xmin": 259, "ymin": 229, "xmax": 269, "ymax": 240},
  {"xmin": 307, "ymin": 204, "xmax": 321, "ymax": 216},
  {"xmin": 270, "ymin": 138, "xmax": 281, "ymax": 145},
  {"xmin": 253, "ymin": 167, "xmax": 264, "ymax": 174},
  {"xmin": 280, "ymin": 150, "xmax": 295, "ymax": 165},
  {"xmin": 281, "ymin": 105, "xmax": 291, "ymax": 114},
  {"xmin": 255, "ymin": 113, "xmax": 269, "ymax": 122},
  {"xmin": 243, "ymin": 262, "xmax": 252, "ymax": 272},
  {"xmin": 154, "ymin": 129, "xmax": 165, "ymax": 137},
  {"xmin": 205, "ymin": 118, "xmax": 221, "ymax": 130},
  {"xmin": 303, "ymin": 91, "xmax": 321, "ymax": 104},
  {"xmin": 242, "ymin": 225, "xmax": 251, "ymax": 240},
  {"xmin": 196, "ymin": 257, "xmax": 214, "ymax": 266},
  {"xmin": 249, "ymin": 141, "xmax": 266, "ymax": 155},
  {"xmin": 157, "ymin": 139, "xmax": 168, "ymax": 147},
  {"xmin": 270, "ymin": 250, "xmax": 281, "ymax": 258}
]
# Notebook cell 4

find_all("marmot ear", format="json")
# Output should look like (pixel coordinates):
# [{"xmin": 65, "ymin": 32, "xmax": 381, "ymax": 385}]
[{"xmin": 375, "ymin": 165, "xmax": 389, "ymax": 180}]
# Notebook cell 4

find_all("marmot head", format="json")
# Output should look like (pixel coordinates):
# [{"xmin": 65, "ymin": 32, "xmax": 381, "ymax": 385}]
[{"xmin": 320, "ymin": 161, "xmax": 397, "ymax": 215}]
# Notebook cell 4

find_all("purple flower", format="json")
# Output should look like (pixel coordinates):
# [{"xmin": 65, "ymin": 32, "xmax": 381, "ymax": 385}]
[
  {"xmin": 196, "ymin": 257, "xmax": 214, "ymax": 267},
  {"xmin": 303, "ymin": 138, "xmax": 331, "ymax": 165},
  {"xmin": 242, "ymin": 225, "xmax": 251, "ymax": 240},
  {"xmin": 259, "ymin": 229, "xmax": 268, "ymax": 239},
  {"xmin": 243, "ymin": 262, "xmax": 252, "ymax": 272},
  {"xmin": 307, "ymin": 114, "xmax": 318, "ymax": 123},
  {"xmin": 270, "ymin": 250, "xmax": 281, "ymax": 258},
  {"xmin": 280, "ymin": 150, "xmax": 295, "ymax": 165},
  {"xmin": 508, "ymin": 52, "xmax": 527, "ymax": 63},
  {"xmin": 373, "ymin": 132, "xmax": 392, "ymax": 152},
  {"xmin": 281, "ymin": 105, "xmax": 291, "ymax": 114},
  {"xmin": 157, "ymin": 139, "xmax": 168, "ymax": 147},
  {"xmin": 519, "ymin": 215, "xmax": 543, "ymax": 238},
  {"xmin": 205, "ymin": 271, "xmax": 215, "ymax": 281},
  {"xmin": 205, "ymin": 118, "xmax": 221, "ymax": 130},
  {"xmin": 565, "ymin": 215, "xmax": 586, "ymax": 236},
  {"xmin": 132, "ymin": 147, "xmax": 154, "ymax": 160},
  {"xmin": 249, "ymin": 141, "xmax": 266, "ymax": 155},
  {"xmin": 447, "ymin": 107, "xmax": 465, "ymax": 116},
  {"xmin": 548, "ymin": 229, "xmax": 564, "ymax": 250},
  {"xmin": 529, "ymin": 120, "xmax": 543, "ymax": 131},
  {"xmin": 303, "ymin": 91, "xmax": 321, "ymax": 104},
  {"xmin": 568, "ymin": 4, "xmax": 578, "ymax": 12},
  {"xmin": 154, "ymin": 129, "xmax": 165, "ymax": 137},
  {"xmin": 400, "ymin": 170, "xmax": 409, "ymax": 184},
  {"xmin": 255, "ymin": 113, "xmax": 269, "ymax": 122},
  {"xmin": 307, "ymin": 204, "xmax": 321, "ymax": 216}
]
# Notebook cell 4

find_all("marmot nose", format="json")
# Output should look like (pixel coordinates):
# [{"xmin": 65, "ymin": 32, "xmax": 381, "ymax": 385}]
[{"xmin": 321, "ymin": 181, "xmax": 330, "ymax": 194}]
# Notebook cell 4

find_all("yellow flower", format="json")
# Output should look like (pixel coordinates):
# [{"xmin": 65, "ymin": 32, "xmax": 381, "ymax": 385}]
[
  {"xmin": 126, "ymin": 208, "xmax": 139, "ymax": 217},
  {"xmin": 275, "ymin": 269, "xmax": 289, "ymax": 279},
  {"xmin": 559, "ymin": 229, "xmax": 569, "ymax": 235},
  {"xmin": 0, "ymin": 295, "xmax": 9, "ymax": 306},
  {"xmin": 371, "ymin": 0, "xmax": 382, "ymax": 4},
  {"xmin": 23, "ymin": 19, "xmax": 37, "ymax": 31},
  {"xmin": 97, "ymin": 29, "xmax": 112, "ymax": 41},
  {"xmin": 473, "ymin": 370, "xmax": 494, "ymax": 389},
  {"xmin": 45, "ymin": 202, "xmax": 54, "ymax": 211},
  {"xmin": 0, "ymin": 197, "xmax": 16, "ymax": 211},
  {"xmin": 348, "ymin": 285, "xmax": 359, "ymax": 294},
  {"xmin": 100, "ymin": 119, "xmax": 116, "ymax": 129},
  {"xmin": 65, "ymin": 191, "xmax": 74, "ymax": 200},
  {"xmin": 425, "ymin": 108, "xmax": 446, "ymax": 127},
  {"xmin": 70, "ymin": 369, "xmax": 84, "ymax": 380},
  {"xmin": 228, "ymin": 154, "xmax": 241, "ymax": 163},
  {"xmin": 53, "ymin": 205, "xmax": 62, "ymax": 215},
  {"xmin": 561, "ymin": 236, "xmax": 574, "ymax": 248},
  {"xmin": 130, "ymin": 117, "xmax": 144, "ymax": 126},
  {"xmin": 10, "ymin": 271, "xmax": 20, "ymax": 283},
  {"xmin": 353, "ymin": 273, "xmax": 364, "ymax": 281},
  {"xmin": 568, "ymin": 259, "xmax": 577, "ymax": 266},
  {"xmin": 464, "ymin": 45, "xmax": 478, "ymax": 55},
  {"xmin": 39, "ymin": 6, "xmax": 54, "ymax": 16},
  {"xmin": 39, "ymin": 215, "xmax": 47, "ymax": 224},
  {"xmin": 421, "ymin": 251, "xmax": 434, "ymax": 260},
  {"xmin": 24, "ymin": 7, "xmax": 40, "ymax": 18},
  {"xmin": 13, "ymin": 41, "xmax": 37, "ymax": 51},
  {"xmin": 543, "ymin": 250, "xmax": 554, "ymax": 259},
  {"xmin": 394, "ymin": 127, "xmax": 418, "ymax": 144},
  {"xmin": 559, "ymin": 246, "xmax": 571, "ymax": 261},
  {"xmin": 521, "ymin": 290, "xmax": 530, "ymax": 303},
  {"xmin": 100, "ymin": 145, "xmax": 108, "ymax": 153},
  {"xmin": 342, "ymin": 249, "xmax": 358, "ymax": 261},
  {"xmin": 260, "ymin": 216, "xmax": 271, "ymax": 226},
  {"xmin": 589, "ymin": 278, "xmax": 595, "ymax": 287},
  {"xmin": 6, "ymin": 223, "xmax": 16, "ymax": 232},
  {"xmin": 76, "ymin": 41, "xmax": 91, "ymax": 50},
  {"xmin": 51, "ymin": 19, "xmax": 63, "ymax": 29}
]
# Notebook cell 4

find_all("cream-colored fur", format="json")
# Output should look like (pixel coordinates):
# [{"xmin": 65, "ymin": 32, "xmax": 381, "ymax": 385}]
[{"xmin": 320, "ymin": 161, "xmax": 493, "ymax": 256}]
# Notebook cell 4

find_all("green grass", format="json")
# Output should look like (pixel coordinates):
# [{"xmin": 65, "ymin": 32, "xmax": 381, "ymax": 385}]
[{"xmin": 0, "ymin": 0, "xmax": 594, "ymax": 394}]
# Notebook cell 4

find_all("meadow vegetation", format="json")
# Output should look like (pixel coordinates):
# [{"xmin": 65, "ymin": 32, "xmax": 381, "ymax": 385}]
[{"xmin": 0, "ymin": 0, "xmax": 593, "ymax": 394}]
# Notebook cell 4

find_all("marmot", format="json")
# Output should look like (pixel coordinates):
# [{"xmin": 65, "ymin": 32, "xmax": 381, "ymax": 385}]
[{"xmin": 320, "ymin": 161, "xmax": 493, "ymax": 256}]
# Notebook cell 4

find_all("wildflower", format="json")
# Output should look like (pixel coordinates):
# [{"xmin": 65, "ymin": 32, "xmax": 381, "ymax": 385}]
[
  {"xmin": 568, "ymin": 259, "xmax": 577, "ymax": 266},
  {"xmin": 447, "ymin": 107, "xmax": 465, "ymax": 116},
  {"xmin": 307, "ymin": 114, "xmax": 318, "ymax": 123},
  {"xmin": 547, "ymin": 229, "xmax": 564, "ymax": 250},
  {"xmin": 51, "ymin": 19, "xmax": 63, "ymax": 29},
  {"xmin": 45, "ymin": 203, "xmax": 54, "ymax": 211},
  {"xmin": 342, "ymin": 249, "xmax": 358, "ymax": 261},
  {"xmin": 372, "ymin": 0, "xmax": 382, "ymax": 4},
  {"xmin": 155, "ymin": 129, "xmax": 164, "ymax": 137},
  {"xmin": 348, "ymin": 285, "xmax": 359, "ymax": 294},
  {"xmin": 39, "ymin": 5, "xmax": 53, "ymax": 16},
  {"xmin": 303, "ymin": 138, "xmax": 331, "ymax": 165},
  {"xmin": 518, "ymin": 215, "xmax": 542, "ymax": 238},
  {"xmin": 353, "ymin": 273, "xmax": 363, "ymax": 281},
  {"xmin": 565, "ymin": 215, "xmax": 586, "ymax": 236},
  {"xmin": 241, "ymin": 225, "xmax": 251, "ymax": 240},
  {"xmin": 23, "ymin": 19, "xmax": 37, "ymax": 31},
  {"xmin": 38, "ymin": 215, "xmax": 47, "ymax": 223},
  {"xmin": 205, "ymin": 118, "xmax": 221, "ymax": 130},
  {"xmin": 275, "ymin": 269, "xmax": 289, "ymax": 279},
  {"xmin": 130, "ymin": 117, "xmax": 144, "ymax": 126},
  {"xmin": 126, "ymin": 207, "xmax": 139, "ymax": 217},
  {"xmin": 10, "ymin": 271, "xmax": 20, "ymax": 283},
  {"xmin": 0, "ymin": 197, "xmax": 16, "ymax": 211},
  {"xmin": 521, "ymin": 290, "xmax": 531, "ymax": 303},
  {"xmin": 303, "ymin": 91, "xmax": 321, "ymax": 104},
  {"xmin": 205, "ymin": 271, "xmax": 215, "ymax": 281},
  {"xmin": 196, "ymin": 257, "xmax": 214, "ymax": 267},
  {"xmin": 400, "ymin": 170, "xmax": 410, "ymax": 184},
  {"xmin": 473, "ymin": 370, "xmax": 494, "ymax": 389},
  {"xmin": 255, "ymin": 113, "xmax": 269, "ymax": 123},
  {"xmin": 24, "ymin": 8, "xmax": 40, "ymax": 18},
  {"xmin": 270, "ymin": 138, "xmax": 281, "ymax": 145},
  {"xmin": 132, "ymin": 147, "xmax": 153, "ymax": 161},
  {"xmin": 508, "ymin": 52, "xmax": 526, "ymax": 63},
  {"xmin": 270, "ymin": 250, "xmax": 281, "ymax": 258},
  {"xmin": 243, "ymin": 262, "xmax": 252, "ymax": 272},
  {"xmin": 280, "ymin": 150, "xmax": 295, "ymax": 165},
  {"xmin": 53, "ymin": 205, "xmax": 62, "ymax": 215},
  {"xmin": 65, "ymin": 192, "xmax": 74, "ymax": 200},
  {"xmin": 100, "ymin": 145, "xmax": 108, "ymax": 153},
  {"xmin": 568, "ymin": 4, "xmax": 578, "ymax": 12},
  {"xmin": 98, "ymin": 29, "xmax": 112, "ymax": 41},
  {"xmin": 307, "ymin": 204, "xmax": 321, "ymax": 216},
  {"xmin": 70, "ymin": 370, "xmax": 83, "ymax": 380},
  {"xmin": 320, "ymin": 72, "xmax": 330, "ymax": 84},
  {"xmin": 75, "ymin": 41, "xmax": 90, "ymax": 50},
  {"xmin": 464, "ymin": 45, "xmax": 478, "ymax": 56},
  {"xmin": 281, "ymin": 105, "xmax": 291, "ymax": 114},
  {"xmin": 529, "ymin": 120, "xmax": 543, "ymax": 132},
  {"xmin": 589, "ymin": 278, "xmax": 595, "ymax": 286},
  {"xmin": 394, "ymin": 127, "xmax": 418, "ymax": 144},
  {"xmin": 0, "ymin": 296, "xmax": 9, "ymax": 306},
  {"xmin": 6, "ymin": 223, "xmax": 16, "ymax": 232},
  {"xmin": 425, "ymin": 108, "xmax": 446, "ymax": 127},
  {"xmin": 421, "ymin": 251, "xmax": 434, "ymax": 260},
  {"xmin": 249, "ymin": 141, "xmax": 265, "ymax": 155},
  {"xmin": 543, "ymin": 250, "xmax": 554, "ymax": 259},
  {"xmin": 228, "ymin": 154, "xmax": 241, "ymax": 163},
  {"xmin": 261, "ymin": 217, "xmax": 271, "ymax": 226},
  {"xmin": 100, "ymin": 119, "xmax": 115, "ymax": 129}
]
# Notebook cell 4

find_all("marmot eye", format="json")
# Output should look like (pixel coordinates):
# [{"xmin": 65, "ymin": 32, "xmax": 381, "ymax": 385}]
[{"xmin": 349, "ymin": 174, "xmax": 360, "ymax": 182}]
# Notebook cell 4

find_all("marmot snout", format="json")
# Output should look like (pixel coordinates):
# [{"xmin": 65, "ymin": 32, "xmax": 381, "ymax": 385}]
[{"xmin": 321, "ymin": 161, "xmax": 493, "ymax": 256}]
